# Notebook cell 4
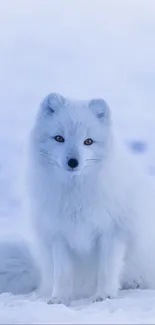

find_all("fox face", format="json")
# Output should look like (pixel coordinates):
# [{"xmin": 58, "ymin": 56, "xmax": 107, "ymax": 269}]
[{"xmin": 33, "ymin": 93, "xmax": 112, "ymax": 179}]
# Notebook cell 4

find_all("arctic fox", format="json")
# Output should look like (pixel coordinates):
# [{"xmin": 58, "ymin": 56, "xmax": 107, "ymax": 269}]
[{"xmin": 27, "ymin": 93, "xmax": 155, "ymax": 305}]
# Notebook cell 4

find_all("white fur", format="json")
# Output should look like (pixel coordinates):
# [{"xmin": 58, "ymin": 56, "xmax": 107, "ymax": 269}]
[
  {"xmin": 26, "ymin": 92, "xmax": 150, "ymax": 305},
  {"xmin": 1, "ymin": 94, "xmax": 155, "ymax": 302},
  {"xmin": 0, "ymin": 239, "xmax": 40, "ymax": 294}
]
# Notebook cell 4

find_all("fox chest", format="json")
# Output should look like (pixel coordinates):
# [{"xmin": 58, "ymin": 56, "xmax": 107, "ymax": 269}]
[
  {"xmin": 55, "ymin": 202, "xmax": 102, "ymax": 253},
  {"xmin": 38, "ymin": 189, "xmax": 110, "ymax": 253}
]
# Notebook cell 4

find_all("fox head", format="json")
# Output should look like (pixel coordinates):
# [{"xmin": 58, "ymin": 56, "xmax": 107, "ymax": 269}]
[{"xmin": 32, "ymin": 93, "xmax": 112, "ymax": 180}]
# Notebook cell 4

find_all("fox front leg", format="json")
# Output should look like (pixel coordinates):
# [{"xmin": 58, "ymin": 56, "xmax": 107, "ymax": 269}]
[
  {"xmin": 94, "ymin": 234, "xmax": 125, "ymax": 302},
  {"xmin": 48, "ymin": 237, "xmax": 73, "ymax": 306}
]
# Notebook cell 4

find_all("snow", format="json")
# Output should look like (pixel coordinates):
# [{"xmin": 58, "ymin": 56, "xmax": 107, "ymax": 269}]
[
  {"xmin": 0, "ymin": 0, "xmax": 155, "ymax": 323},
  {"xmin": 1, "ymin": 290, "xmax": 155, "ymax": 324}
]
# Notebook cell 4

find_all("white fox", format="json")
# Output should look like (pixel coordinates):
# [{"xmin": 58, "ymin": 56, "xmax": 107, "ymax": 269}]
[{"xmin": 1, "ymin": 93, "xmax": 155, "ymax": 305}]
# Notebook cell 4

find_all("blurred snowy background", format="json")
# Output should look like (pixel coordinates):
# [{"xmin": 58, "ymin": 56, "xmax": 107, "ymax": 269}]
[{"xmin": 0, "ymin": 0, "xmax": 155, "ymax": 323}]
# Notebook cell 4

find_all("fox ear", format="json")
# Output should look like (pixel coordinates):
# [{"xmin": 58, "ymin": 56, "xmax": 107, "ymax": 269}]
[
  {"xmin": 89, "ymin": 98, "xmax": 110, "ymax": 122},
  {"xmin": 41, "ymin": 93, "xmax": 65, "ymax": 113}
]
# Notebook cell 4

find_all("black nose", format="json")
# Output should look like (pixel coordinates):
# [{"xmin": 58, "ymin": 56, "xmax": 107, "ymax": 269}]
[{"xmin": 68, "ymin": 158, "xmax": 79, "ymax": 169}]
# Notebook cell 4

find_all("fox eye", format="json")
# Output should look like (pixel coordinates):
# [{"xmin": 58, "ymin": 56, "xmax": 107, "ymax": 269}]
[
  {"xmin": 84, "ymin": 138, "xmax": 93, "ymax": 145},
  {"xmin": 54, "ymin": 135, "xmax": 65, "ymax": 143}
]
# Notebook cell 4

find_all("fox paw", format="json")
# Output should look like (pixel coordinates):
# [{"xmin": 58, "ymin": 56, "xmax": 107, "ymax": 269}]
[
  {"xmin": 93, "ymin": 294, "xmax": 115, "ymax": 303},
  {"xmin": 93, "ymin": 290, "xmax": 118, "ymax": 303},
  {"xmin": 93, "ymin": 295, "xmax": 105, "ymax": 303},
  {"xmin": 47, "ymin": 296, "xmax": 70, "ymax": 306}
]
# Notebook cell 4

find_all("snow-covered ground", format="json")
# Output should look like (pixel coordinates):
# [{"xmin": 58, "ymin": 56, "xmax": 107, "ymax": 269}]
[{"xmin": 0, "ymin": 0, "xmax": 155, "ymax": 323}]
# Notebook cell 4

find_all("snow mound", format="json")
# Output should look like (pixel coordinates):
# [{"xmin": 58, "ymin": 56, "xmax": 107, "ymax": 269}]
[{"xmin": 0, "ymin": 290, "xmax": 155, "ymax": 324}]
